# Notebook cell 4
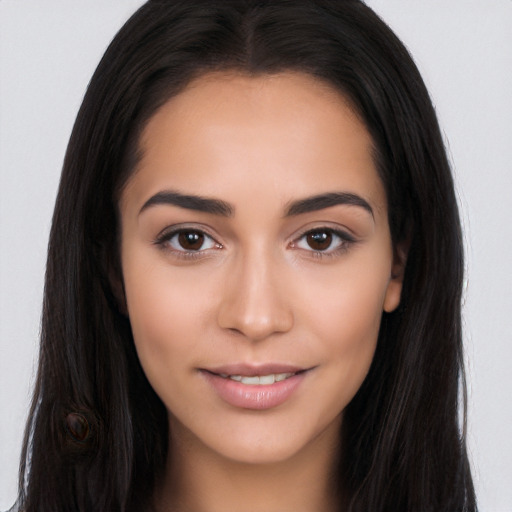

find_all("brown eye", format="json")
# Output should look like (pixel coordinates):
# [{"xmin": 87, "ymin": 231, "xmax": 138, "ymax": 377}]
[
  {"xmin": 293, "ymin": 228, "xmax": 354, "ymax": 255},
  {"xmin": 306, "ymin": 230, "xmax": 333, "ymax": 251},
  {"xmin": 159, "ymin": 229, "xmax": 218, "ymax": 253},
  {"xmin": 177, "ymin": 231, "xmax": 205, "ymax": 251}
]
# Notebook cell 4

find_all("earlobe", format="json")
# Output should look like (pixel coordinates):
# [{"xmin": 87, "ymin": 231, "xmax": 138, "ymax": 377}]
[
  {"xmin": 383, "ymin": 241, "xmax": 408, "ymax": 313},
  {"xmin": 383, "ymin": 279, "xmax": 402, "ymax": 313}
]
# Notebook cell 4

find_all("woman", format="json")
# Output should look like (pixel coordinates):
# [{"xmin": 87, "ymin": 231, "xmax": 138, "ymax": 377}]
[{"xmin": 14, "ymin": 1, "xmax": 476, "ymax": 510}]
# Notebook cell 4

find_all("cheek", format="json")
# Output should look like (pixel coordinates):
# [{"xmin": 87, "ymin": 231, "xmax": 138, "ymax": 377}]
[
  {"xmin": 298, "ymin": 254, "xmax": 388, "ymax": 339},
  {"xmin": 296, "ymin": 261, "xmax": 389, "ymax": 403},
  {"xmin": 122, "ymin": 257, "xmax": 215, "ymax": 385}
]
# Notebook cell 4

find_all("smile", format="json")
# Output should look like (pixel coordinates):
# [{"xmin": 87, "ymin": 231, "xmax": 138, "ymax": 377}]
[
  {"xmin": 217, "ymin": 373, "xmax": 296, "ymax": 385},
  {"xmin": 201, "ymin": 366, "xmax": 310, "ymax": 410}
]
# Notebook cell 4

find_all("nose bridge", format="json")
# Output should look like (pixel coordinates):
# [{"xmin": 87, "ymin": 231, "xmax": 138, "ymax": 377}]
[{"xmin": 217, "ymin": 242, "xmax": 293, "ymax": 340}]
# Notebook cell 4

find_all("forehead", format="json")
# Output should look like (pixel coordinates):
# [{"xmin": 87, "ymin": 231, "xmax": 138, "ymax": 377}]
[{"xmin": 121, "ymin": 71, "xmax": 386, "ymax": 219}]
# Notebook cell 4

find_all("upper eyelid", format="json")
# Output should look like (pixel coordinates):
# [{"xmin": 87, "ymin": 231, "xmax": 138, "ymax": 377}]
[
  {"xmin": 155, "ymin": 223, "xmax": 220, "ymax": 242},
  {"xmin": 290, "ymin": 227, "xmax": 357, "ymax": 255},
  {"xmin": 292, "ymin": 225, "xmax": 356, "ymax": 242},
  {"xmin": 154, "ymin": 224, "xmax": 356, "ymax": 248},
  {"xmin": 154, "ymin": 228, "xmax": 221, "ymax": 258}
]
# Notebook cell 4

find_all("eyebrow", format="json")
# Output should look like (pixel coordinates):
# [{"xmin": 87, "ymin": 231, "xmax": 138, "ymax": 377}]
[
  {"xmin": 139, "ymin": 190, "xmax": 233, "ymax": 217},
  {"xmin": 285, "ymin": 192, "xmax": 374, "ymax": 218},
  {"xmin": 139, "ymin": 189, "xmax": 373, "ymax": 218}
]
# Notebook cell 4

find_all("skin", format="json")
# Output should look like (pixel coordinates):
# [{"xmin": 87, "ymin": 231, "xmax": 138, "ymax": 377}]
[{"xmin": 119, "ymin": 71, "xmax": 405, "ymax": 512}]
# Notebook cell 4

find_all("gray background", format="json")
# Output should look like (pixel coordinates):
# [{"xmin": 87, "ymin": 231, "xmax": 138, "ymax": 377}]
[{"xmin": 1, "ymin": 1, "xmax": 511, "ymax": 509}]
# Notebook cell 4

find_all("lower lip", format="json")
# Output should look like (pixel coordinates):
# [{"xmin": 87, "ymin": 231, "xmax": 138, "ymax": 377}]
[{"xmin": 201, "ymin": 371, "xmax": 307, "ymax": 410}]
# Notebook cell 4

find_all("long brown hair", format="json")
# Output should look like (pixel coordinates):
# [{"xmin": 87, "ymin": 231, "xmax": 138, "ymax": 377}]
[{"xmin": 18, "ymin": 1, "xmax": 476, "ymax": 510}]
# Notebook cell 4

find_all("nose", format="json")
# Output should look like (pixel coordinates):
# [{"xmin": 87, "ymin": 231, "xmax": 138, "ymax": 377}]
[{"xmin": 216, "ymin": 250, "xmax": 294, "ymax": 341}]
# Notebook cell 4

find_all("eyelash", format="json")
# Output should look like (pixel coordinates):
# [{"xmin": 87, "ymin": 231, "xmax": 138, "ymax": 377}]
[
  {"xmin": 153, "ymin": 227, "xmax": 222, "ymax": 261},
  {"xmin": 290, "ymin": 227, "xmax": 356, "ymax": 259},
  {"xmin": 153, "ymin": 226, "xmax": 356, "ymax": 260}
]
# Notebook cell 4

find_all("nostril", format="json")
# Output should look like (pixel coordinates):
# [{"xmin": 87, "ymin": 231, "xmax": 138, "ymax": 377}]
[{"xmin": 216, "ymin": 263, "xmax": 294, "ymax": 339}]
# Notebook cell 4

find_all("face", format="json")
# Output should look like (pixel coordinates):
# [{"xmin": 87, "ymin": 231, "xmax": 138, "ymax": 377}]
[{"xmin": 119, "ymin": 72, "xmax": 404, "ymax": 465}]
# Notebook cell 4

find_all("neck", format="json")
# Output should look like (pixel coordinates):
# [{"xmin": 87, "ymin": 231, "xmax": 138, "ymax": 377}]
[{"xmin": 154, "ymin": 417, "xmax": 342, "ymax": 512}]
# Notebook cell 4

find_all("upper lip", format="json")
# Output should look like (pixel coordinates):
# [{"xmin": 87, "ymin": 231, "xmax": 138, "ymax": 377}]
[{"xmin": 202, "ymin": 363, "xmax": 309, "ymax": 377}]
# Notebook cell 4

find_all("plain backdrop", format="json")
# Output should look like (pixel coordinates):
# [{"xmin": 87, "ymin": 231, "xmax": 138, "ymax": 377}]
[{"xmin": 1, "ymin": 1, "xmax": 511, "ymax": 510}]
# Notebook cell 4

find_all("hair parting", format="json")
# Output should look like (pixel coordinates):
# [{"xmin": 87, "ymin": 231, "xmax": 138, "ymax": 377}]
[{"xmin": 17, "ymin": 1, "xmax": 476, "ymax": 511}]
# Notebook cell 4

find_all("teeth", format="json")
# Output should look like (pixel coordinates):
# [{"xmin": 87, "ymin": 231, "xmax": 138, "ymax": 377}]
[
  {"xmin": 258, "ymin": 374, "xmax": 275, "ymax": 385},
  {"xmin": 241, "ymin": 376, "xmax": 260, "ymax": 385},
  {"xmin": 222, "ymin": 372, "xmax": 295, "ymax": 385}
]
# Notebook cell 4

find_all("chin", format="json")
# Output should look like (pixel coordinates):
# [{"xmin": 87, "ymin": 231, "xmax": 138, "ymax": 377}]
[
  {"xmin": 221, "ymin": 439, "xmax": 306, "ymax": 466},
  {"xmin": 180, "ymin": 411, "xmax": 342, "ymax": 468}
]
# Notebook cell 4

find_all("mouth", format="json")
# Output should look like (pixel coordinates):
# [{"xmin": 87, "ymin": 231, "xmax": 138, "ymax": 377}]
[
  {"xmin": 200, "ymin": 365, "xmax": 312, "ymax": 410},
  {"xmin": 209, "ymin": 371, "xmax": 303, "ymax": 386}
]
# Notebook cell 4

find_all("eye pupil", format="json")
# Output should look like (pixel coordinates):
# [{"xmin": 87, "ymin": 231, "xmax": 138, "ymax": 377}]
[
  {"xmin": 178, "ymin": 231, "xmax": 204, "ymax": 250},
  {"xmin": 307, "ymin": 231, "xmax": 332, "ymax": 251}
]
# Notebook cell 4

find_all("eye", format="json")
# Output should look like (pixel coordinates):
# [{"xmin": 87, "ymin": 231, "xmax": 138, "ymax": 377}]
[
  {"xmin": 293, "ymin": 228, "xmax": 354, "ymax": 254},
  {"xmin": 157, "ymin": 229, "xmax": 220, "ymax": 253}
]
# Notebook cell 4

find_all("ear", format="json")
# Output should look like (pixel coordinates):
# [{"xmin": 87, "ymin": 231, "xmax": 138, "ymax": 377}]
[{"xmin": 383, "ymin": 240, "xmax": 408, "ymax": 313}]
